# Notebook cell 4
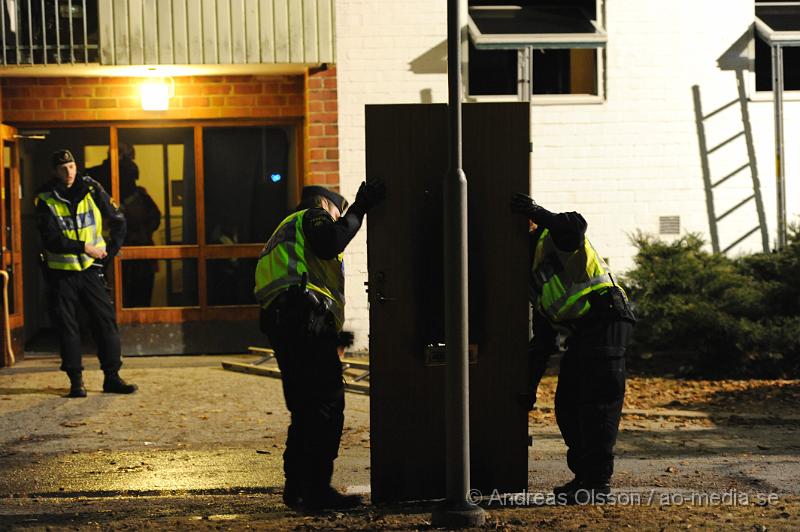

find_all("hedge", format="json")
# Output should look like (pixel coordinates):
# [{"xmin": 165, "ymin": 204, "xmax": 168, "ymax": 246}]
[{"xmin": 624, "ymin": 227, "xmax": 800, "ymax": 377}]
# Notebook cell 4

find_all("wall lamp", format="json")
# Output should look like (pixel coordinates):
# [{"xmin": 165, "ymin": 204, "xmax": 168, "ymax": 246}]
[{"xmin": 140, "ymin": 77, "xmax": 174, "ymax": 111}]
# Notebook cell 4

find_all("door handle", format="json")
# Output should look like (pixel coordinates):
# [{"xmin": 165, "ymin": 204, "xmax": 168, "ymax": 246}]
[{"xmin": 376, "ymin": 291, "xmax": 397, "ymax": 304}]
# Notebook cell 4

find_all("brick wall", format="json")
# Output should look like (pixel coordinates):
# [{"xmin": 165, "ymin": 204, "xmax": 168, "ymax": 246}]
[
  {"xmin": 306, "ymin": 66, "xmax": 340, "ymax": 188},
  {"xmin": 0, "ymin": 70, "xmax": 342, "ymax": 191},
  {"xmin": 1, "ymin": 75, "xmax": 305, "ymax": 122}
]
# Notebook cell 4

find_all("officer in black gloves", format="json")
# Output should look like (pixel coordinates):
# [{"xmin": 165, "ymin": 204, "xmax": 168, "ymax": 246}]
[
  {"xmin": 254, "ymin": 178, "xmax": 385, "ymax": 512},
  {"xmin": 35, "ymin": 149, "xmax": 136, "ymax": 398},
  {"xmin": 510, "ymin": 192, "xmax": 635, "ymax": 504}
]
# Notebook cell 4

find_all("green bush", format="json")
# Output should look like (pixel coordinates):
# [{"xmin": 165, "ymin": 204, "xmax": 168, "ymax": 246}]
[{"xmin": 624, "ymin": 227, "xmax": 800, "ymax": 377}]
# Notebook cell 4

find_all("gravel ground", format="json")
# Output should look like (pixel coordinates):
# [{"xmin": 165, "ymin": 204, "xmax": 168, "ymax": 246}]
[{"xmin": 0, "ymin": 354, "xmax": 798, "ymax": 530}]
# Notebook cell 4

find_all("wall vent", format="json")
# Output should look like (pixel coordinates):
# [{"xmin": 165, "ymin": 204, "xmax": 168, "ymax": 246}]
[{"xmin": 659, "ymin": 216, "xmax": 680, "ymax": 235}]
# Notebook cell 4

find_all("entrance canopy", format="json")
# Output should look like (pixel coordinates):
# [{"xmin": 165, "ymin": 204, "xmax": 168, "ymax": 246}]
[
  {"xmin": 468, "ymin": 5, "xmax": 606, "ymax": 50},
  {"xmin": 756, "ymin": 2, "xmax": 800, "ymax": 44}
]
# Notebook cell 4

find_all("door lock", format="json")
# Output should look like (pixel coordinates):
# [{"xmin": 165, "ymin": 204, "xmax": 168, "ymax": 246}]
[{"xmin": 376, "ymin": 291, "xmax": 397, "ymax": 304}]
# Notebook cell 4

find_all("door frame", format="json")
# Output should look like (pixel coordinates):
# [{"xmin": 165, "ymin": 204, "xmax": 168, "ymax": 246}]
[{"xmin": 0, "ymin": 124, "xmax": 24, "ymax": 364}]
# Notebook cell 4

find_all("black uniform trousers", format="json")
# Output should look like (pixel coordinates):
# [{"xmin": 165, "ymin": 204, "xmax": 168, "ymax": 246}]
[
  {"xmin": 48, "ymin": 267, "xmax": 122, "ymax": 374},
  {"xmin": 529, "ymin": 316, "xmax": 632, "ymax": 483},
  {"xmin": 263, "ymin": 299, "xmax": 345, "ymax": 497}
]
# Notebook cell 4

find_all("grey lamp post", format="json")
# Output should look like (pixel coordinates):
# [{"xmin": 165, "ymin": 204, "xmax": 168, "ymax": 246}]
[{"xmin": 431, "ymin": 0, "xmax": 486, "ymax": 527}]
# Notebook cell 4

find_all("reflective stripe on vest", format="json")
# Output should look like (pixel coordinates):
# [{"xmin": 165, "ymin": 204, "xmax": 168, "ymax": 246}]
[
  {"xmin": 37, "ymin": 189, "xmax": 106, "ymax": 271},
  {"xmin": 531, "ymin": 228, "xmax": 614, "ymax": 322},
  {"xmin": 254, "ymin": 209, "xmax": 345, "ymax": 330}
]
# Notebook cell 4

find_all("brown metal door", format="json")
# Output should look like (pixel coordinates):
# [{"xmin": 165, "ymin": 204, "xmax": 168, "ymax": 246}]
[
  {"xmin": 0, "ymin": 125, "xmax": 23, "ymax": 366},
  {"xmin": 366, "ymin": 103, "xmax": 531, "ymax": 503}
]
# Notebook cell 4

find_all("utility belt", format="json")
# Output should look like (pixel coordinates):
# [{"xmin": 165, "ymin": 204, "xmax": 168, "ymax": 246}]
[
  {"xmin": 583, "ymin": 286, "xmax": 636, "ymax": 325},
  {"xmin": 261, "ymin": 273, "xmax": 337, "ymax": 339},
  {"xmin": 546, "ymin": 285, "xmax": 635, "ymax": 339},
  {"xmin": 39, "ymin": 252, "xmax": 107, "ymax": 278}
]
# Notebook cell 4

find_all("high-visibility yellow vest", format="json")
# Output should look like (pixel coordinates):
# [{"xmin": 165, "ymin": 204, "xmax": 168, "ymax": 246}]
[
  {"xmin": 254, "ymin": 209, "xmax": 345, "ymax": 330},
  {"xmin": 531, "ymin": 228, "xmax": 616, "ymax": 322},
  {"xmin": 36, "ymin": 189, "xmax": 106, "ymax": 271}
]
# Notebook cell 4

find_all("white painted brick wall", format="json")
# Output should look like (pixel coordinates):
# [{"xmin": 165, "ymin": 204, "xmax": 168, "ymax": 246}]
[
  {"xmin": 336, "ymin": 0, "xmax": 800, "ymax": 350},
  {"xmin": 336, "ymin": 0, "xmax": 449, "ymax": 350}
]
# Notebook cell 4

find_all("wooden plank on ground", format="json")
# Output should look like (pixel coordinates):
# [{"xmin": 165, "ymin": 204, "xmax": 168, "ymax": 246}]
[
  {"xmin": 341, "ymin": 358, "xmax": 369, "ymax": 370},
  {"xmin": 247, "ymin": 346, "xmax": 369, "ymax": 370},
  {"xmin": 248, "ymin": 346, "xmax": 275, "ymax": 355},
  {"xmin": 222, "ymin": 361, "xmax": 371, "ymax": 395}
]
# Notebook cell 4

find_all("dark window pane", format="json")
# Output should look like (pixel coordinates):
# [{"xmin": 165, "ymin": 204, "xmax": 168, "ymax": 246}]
[
  {"xmin": 470, "ymin": 0, "xmax": 595, "ymax": 19},
  {"xmin": 471, "ymin": 6, "xmax": 596, "ymax": 35},
  {"xmin": 756, "ymin": 35, "xmax": 771, "ymax": 91},
  {"xmin": 117, "ymin": 128, "xmax": 196, "ymax": 245},
  {"xmin": 779, "ymin": 47, "xmax": 800, "ymax": 90},
  {"xmin": 756, "ymin": 5, "xmax": 800, "ymax": 32},
  {"xmin": 207, "ymin": 258, "xmax": 258, "ymax": 306},
  {"xmin": 532, "ymin": 49, "xmax": 571, "ymax": 94},
  {"xmin": 203, "ymin": 127, "xmax": 291, "ymax": 245},
  {"xmin": 122, "ymin": 259, "xmax": 198, "ymax": 308},
  {"xmin": 530, "ymin": 48, "xmax": 597, "ymax": 95},
  {"xmin": 468, "ymin": 39, "xmax": 518, "ymax": 95}
]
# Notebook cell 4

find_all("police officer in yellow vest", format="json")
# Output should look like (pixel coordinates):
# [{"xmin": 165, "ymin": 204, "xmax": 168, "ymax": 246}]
[
  {"xmin": 35, "ymin": 149, "xmax": 136, "ymax": 398},
  {"xmin": 511, "ymin": 192, "xmax": 635, "ymax": 504},
  {"xmin": 255, "ymin": 179, "xmax": 385, "ymax": 512}
]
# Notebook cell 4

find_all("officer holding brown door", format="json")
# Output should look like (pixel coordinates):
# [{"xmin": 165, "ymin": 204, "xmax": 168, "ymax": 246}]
[
  {"xmin": 35, "ymin": 149, "xmax": 137, "ymax": 398},
  {"xmin": 254, "ymin": 179, "xmax": 385, "ymax": 512},
  {"xmin": 511, "ymin": 192, "xmax": 635, "ymax": 504}
]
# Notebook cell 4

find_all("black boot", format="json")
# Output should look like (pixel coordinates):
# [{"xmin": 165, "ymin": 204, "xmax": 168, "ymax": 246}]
[
  {"xmin": 303, "ymin": 486, "xmax": 362, "ymax": 512},
  {"xmin": 554, "ymin": 477, "xmax": 611, "ymax": 505},
  {"xmin": 283, "ymin": 480, "xmax": 303, "ymax": 509},
  {"xmin": 67, "ymin": 372, "xmax": 87, "ymax": 398},
  {"xmin": 103, "ymin": 372, "xmax": 138, "ymax": 394},
  {"xmin": 553, "ymin": 477, "xmax": 583, "ymax": 497}
]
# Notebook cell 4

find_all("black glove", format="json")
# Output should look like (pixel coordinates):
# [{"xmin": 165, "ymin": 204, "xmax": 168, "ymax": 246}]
[
  {"xmin": 517, "ymin": 392, "xmax": 536, "ymax": 412},
  {"xmin": 509, "ymin": 193, "xmax": 544, "ymax": 220},
  {"xmin": 353, "ymin": 177, "xmax": 386, "ymax": 213},
  {"xmin": 337, "ymin": 330, "xmax": 355, "ymax": 348}
]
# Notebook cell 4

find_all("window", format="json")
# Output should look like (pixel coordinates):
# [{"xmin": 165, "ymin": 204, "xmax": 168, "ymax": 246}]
[
  {"xmin": 755, "ymin": 1, "xmax": 800, "ymax": 92},
  {"xmin": 467, "ymin": 1, "xmax": 605, "ymax": 100},
  {"xmin": 22, "ymin": 124, "xmax": 297, "ymax": 317},
  {"xmin": 202, "ymin": 127, "xmax": 290, "ymax": 246},
  {"xmin": 203, "ymin": 126, "xmax": 291, "ymax": 307},
  {"xmin": 116, "ymin": 127, "xmax": 197, "ymax": 308}
]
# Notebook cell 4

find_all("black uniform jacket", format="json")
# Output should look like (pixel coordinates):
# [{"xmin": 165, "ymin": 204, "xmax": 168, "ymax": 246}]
[
  {"xmin": 527, "ymin": 205, "xmax": 634, "ymax": 335},
  {"xmin": 35, "ymin": 174, "xmax": 127, "ymax": 266},
  {"xmin": 301, "ymin": 203, "xmax": 366, "ymax": 259}
]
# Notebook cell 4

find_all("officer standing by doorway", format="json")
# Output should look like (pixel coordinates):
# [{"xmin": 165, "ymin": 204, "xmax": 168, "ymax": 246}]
[
  {"xmin": 511, "ymin": 192, "xmax": 635, "ymax": 503},
  {"xmin": 35, "ymin": 149, "xmax": 137, "ymax": 398},
  {"xmin": 254, "ymin": 179, "xmax": 384, "ymax": 512}
]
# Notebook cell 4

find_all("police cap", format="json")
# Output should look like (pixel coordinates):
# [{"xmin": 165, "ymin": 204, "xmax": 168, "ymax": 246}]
[
  {"xmin": 301, "ymin": 185, "xmax": 348, "ymax": 213},
  {"xmin": 51, "ymin": 149, "xmax": 75, "ymax": 168}
]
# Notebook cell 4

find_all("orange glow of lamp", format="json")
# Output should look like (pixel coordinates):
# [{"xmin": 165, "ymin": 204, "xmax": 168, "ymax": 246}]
[{"xmin": 140, "ymin": 78, "xmax": 173, "ymax": 111}]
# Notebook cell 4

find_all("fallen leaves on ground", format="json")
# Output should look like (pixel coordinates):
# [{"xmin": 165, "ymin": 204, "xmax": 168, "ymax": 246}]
[{"xmin": 534, "ymin": 376, "xmax": 799, "ymax": 417}]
